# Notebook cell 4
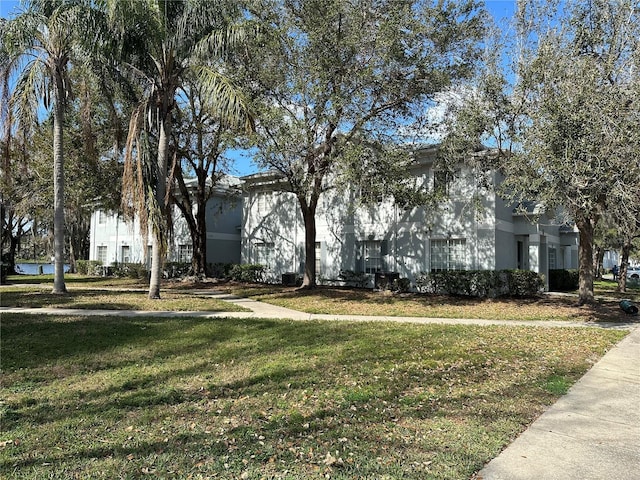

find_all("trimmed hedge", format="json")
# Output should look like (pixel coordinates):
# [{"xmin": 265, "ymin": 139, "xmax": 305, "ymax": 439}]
[
  {"xmin": 415, "ymin": 269, "xmax": 544, "ymax": 298},
  {"xmin": 229, "ymin": 264, "xmax": 266, "ymax": 283},
  {"xmin": 549, "ymin": 269, "xmax": 579, "ymax": 291},
  {"xmin": 76, "ymin": 260, "xmax": 104, "ymax": 276}
]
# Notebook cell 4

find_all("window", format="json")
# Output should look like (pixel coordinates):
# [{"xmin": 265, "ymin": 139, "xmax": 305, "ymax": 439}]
[
  {"xmin": 98, "ymin": 210, "xmax": 107, "ymax": 224},
  {"xmin": 430, "ymin": 238, "xmax": 466, "ymax": 272},
  {"xmin": 178, "ymin": 244, "xmax": 193, "ymax": 263},
  {"xmin": 256, "ymin": 193, "xmax": 267, "ymax": 213},
  {"xmin": 433, "ymin": 170, "xmax": 452, "ymax": 195},
  {"xmin": 121, "ymin": 245, "xmax": 130, "ymax": 263},
  {"xmin": 548, "ymin": 247, "xmax": 557, "ymax": 270},
  {"xmin": 363, "ymin": 240, "xmax": 382, "ymax": 274},
  {"xmin": 255, "ymin": 242, "xmax": 274, "ymax": 267},
  {"xmin": 97, "ymin": 245, "xmax": 108, "ymax": 263},
  {"xmin": 315, "ymin": 242, "xmax": 322, "ymax": 276}
]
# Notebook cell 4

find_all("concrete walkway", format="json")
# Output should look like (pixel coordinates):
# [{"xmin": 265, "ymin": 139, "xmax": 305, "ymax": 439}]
[
  {"xmin": 2, "ymin": 290, "xmax": 639, "ymax": 479},
  {"xmin": 477, "ymin": 326, "xmax": 640, "ymax": 480}
]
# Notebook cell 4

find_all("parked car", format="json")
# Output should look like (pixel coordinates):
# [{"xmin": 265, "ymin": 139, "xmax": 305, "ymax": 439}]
[{"xmin": 626, "ymin": 266, "xmax": 640, "ymax": 280}]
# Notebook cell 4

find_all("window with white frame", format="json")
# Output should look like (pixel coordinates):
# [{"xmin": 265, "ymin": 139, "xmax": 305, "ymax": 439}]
[
  {"xmin": 256, "ymin": 193, "xmax": 267, "ymax": 213},
  {"xmin": 121, "ymin": 245, "xmax": 130, "ymax": 263},
  {"xmin": 315, "ymin": 242, "xmax": 322, "ymax": 276},
  {"xmin": 97, "ymin": 245, "xmax": 108, "ymax": 263},
  {"xmin": 178, "ymin": 244, "xmax": 193, "ymax": 263},
  {"xmin": 548, "ymin": 247, "xmax": 557, "ymax": 270},
  {"xmin": 363, "ymin": 240, "xmax": 382, "ymax": 274},
  {"xmin": 430, "ymin": 238, "xmax": 466, "ymax": 272},
  {"xmin": 433, "ymin": 170, "xmax": 452, "ymax": 195},
  {"xmin": 98, "ymin": 210, "xmax": 107, "ymax": 224},
  {"xmin": 255, "ymin": 242, "xmax": 274, "ymax": 267}
]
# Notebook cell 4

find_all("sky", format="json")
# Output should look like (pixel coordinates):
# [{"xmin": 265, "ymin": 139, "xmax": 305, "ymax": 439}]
[{"xmin": 0, "ymin": 0, "xmax": 519, "ymax": 176}]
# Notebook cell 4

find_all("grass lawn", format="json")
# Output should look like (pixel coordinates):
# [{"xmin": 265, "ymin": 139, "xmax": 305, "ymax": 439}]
[
  {"xmin": 0, "ymin": 313, "xmax": 626, "ymax": 479},
  {"xmin": 225, "ymin": 284, "xmax": 638, "ymax": 323},
  {"xmin": 1, "ymin": 275, "xmax": 248, "ymax": 313}
]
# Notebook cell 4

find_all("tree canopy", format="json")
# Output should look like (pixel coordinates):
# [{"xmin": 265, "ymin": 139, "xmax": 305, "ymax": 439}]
[{"xmin": 243, "ymin": 0, "xmax": 487, "ymax": 287}]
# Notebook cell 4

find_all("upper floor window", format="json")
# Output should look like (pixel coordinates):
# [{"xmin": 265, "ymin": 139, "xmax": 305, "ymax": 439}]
[
  {"xmin": 256, "ymin": 193, "xmax": 267, "ymax": 213},
  {"xmin": 98, "ymin": 210, "xmax": 107, "ymax": 224},
  {"xmin": 433, "ymin": 170, "xmax": 453, "ymax": 196},
  {"xmin": 430, "ymin": 238, "xmax": 466, "ymax": 272}
]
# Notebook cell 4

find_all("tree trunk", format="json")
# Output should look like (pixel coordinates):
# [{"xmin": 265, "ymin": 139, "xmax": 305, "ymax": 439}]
[
  {"xmin": 148, "ymin": 116, "xmax": 171, "ymax": 299},
  {"xmin": 192, "ymin": 202, "xmax": 207, "ymax": 276},
  {"xmin": 593, "ymin": 245, "xmax": 604, "ymax": 279},
  {"xmin": 300, "ymin": 201, "xmax": 317, "ymax": 289},
  {"xmin": 617, "ymin": 242, "xmax": 631, "ymax": 293},
  {"xmin": 576, "ymin": 216, "xmax": 596, "ymax": 305},
  {"xmin": 51, "ymin": 79, "xmax": 67, "ymax": 294}
]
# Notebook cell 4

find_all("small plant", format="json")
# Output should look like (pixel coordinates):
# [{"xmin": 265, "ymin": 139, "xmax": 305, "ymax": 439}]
[{"xmin": 391, "ymin": 277, "xmax": 412, "ymax": 293}]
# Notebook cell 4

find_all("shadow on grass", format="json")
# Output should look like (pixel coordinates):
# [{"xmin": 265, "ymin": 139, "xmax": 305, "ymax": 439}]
[{"xmin": 0, "ymin": 314, "xmax": 627, "ymax": 479}]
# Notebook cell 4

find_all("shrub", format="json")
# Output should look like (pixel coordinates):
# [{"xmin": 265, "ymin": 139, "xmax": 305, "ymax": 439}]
[
  {"xmin": 110, "ymin": 262, "xmax": 148, "ymax": 279},
  {"xmin": 338, "ymin": 270, "xmax": 370, "ymax": 288},
  {"xmin": 229, "ymin": 264, "xmax": 266, "ymax": 283},
  {"xmin": 163, "ymin": 262, "xmax": 191, "ymax": 279},
  {"xmin": 415, "ymin": 270, "xmax": 543, "ymax": 298},
  {"xmin": 76, "ymin": 260, "xmax": 103, "ymax": 276},
  {"xmin": 549, "ymin": 269, "xmax": 579, "ymax": 291},
  {"xmin": 503, "ymin": 270, "xmax": 545, "ymax": 297},
  {"xmin": 209, "ymin": 262, "xmax": 234, "ymax": 279},
  {"xmin": 392, "ymin": 277, "xmax": 412, "ymax": 293}
]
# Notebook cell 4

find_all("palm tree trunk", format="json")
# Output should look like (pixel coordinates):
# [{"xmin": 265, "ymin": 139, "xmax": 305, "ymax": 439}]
[
  {"xmin": 52, "ymin": 82, "xmax": 67, "ymax": 294},
  {"xmin": 148, "ymin": 116, "xmax": 171, "ymax": 299}
]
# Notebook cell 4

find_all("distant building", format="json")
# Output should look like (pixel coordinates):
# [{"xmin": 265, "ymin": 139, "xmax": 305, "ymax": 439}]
[
  {"xmin": 89, "ymin": 176, "xmax": 242, "ymax": 267},
  {"xmin": 240, "ymin": 145, "xmax": 579, "ymax": 289}
]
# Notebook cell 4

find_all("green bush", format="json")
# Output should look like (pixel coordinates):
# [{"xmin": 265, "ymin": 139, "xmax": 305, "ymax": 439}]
[
  {"xmin": 338, "ymin": 270, "xmax": 370, "ymax": 288},
  {"xmin": 209, "ymin": 262, "xmax": 234, "ymax": 279},
  {"xmin": 229, "ymin": 264, "xmax": 266, "ymax": 283},
  {"xmin": 503, "ymin": 270, "xmax": 545, "ymax": 297},
  {"xmin": 110, "ymin": 262, "xmax": 148, "ymax": 279},
  {"xmin": 392, "ymin": 277, "xmax": 412, "ymax": 293},
  {"xmin": 549, "ymin": 269, "xmax": 579, "ymax": 291},
  {"xmin": 415, "ymin": 270, "xmax": 543, "ymax": 298},
  {"xmin": 163, "ymin": 262, "xmax": 191, "ymax": 279},
  {"xmin": 76, "ymin": 260, "xmax": 103, "ymax": 276}
]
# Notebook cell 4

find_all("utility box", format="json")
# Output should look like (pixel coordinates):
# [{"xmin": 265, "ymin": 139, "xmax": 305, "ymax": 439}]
[{"xmin": 282, "ymin": 272, "xmax": 298, "ymax": 287}]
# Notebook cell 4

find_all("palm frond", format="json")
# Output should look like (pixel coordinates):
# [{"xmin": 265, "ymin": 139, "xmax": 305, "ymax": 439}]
[{"xmin": 193, "ymin": 64, "xmax": 255, "ymax": 132}]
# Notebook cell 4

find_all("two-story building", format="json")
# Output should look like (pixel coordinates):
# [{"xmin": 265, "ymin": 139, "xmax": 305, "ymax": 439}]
[
  {"xmin": 89, "ymin": 176, "xmax": 242, "ymax": 268},
  {"xmin": 240, "ymin": 145, "xmax": 579, "ymax": 288}
]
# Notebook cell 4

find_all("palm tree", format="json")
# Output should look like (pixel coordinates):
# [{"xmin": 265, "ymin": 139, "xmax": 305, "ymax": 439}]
[
  {"xmin": 107, "ymin": 0, "xmax": 253, "ymax": 299},
  {"xmin": 1, "ymin": 0, "xmax": 90, "ymax": 294}
]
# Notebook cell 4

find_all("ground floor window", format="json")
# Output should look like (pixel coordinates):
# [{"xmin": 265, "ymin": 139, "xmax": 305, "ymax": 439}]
[
  {"xmin": 121, "ymin": 245, "xmax": 130, "ymax": 263},
  {"xmin": 548, "ymin": 247, "xmax": 557, "ymax": 270},
  {"xmin": 255, "ymin": 242, "xmax": 275, "ymax": 267},
  {"xmin": 430, "ymin": 238, "xmax": 466, "ymax": 272},
  {"xmin": 97, "ymin": 245, "xmax": 108, "ymax": 263},
  {"xmin": 177, "ymin": 244, "xmax": 193, "ymax": 263},
  {"xmin": 315, "ymin": 242, "xmax": 322, "ymax": 276},
  {"xmin": 363, "ymin": 240, "xmax": 382, "ymax": 274}
]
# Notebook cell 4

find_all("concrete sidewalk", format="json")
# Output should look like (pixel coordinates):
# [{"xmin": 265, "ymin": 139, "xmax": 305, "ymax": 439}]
[{"xmin": 476, "ymin": 326, "xmax": 640, "ymax": 480}]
